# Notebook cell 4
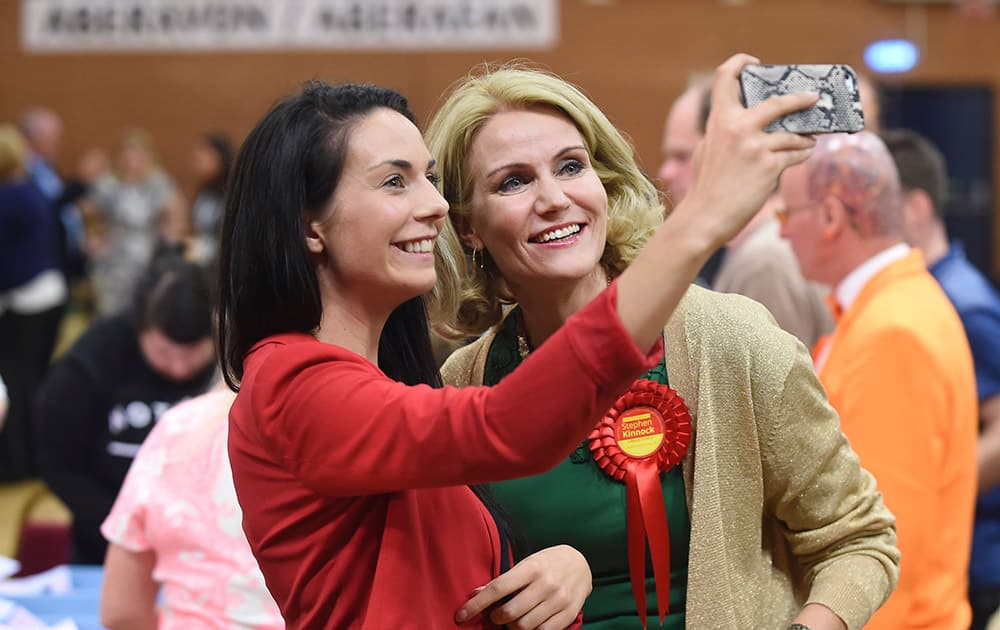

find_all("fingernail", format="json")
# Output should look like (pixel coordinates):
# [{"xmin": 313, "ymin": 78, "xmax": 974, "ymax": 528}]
[{"xmin": 455, "ymin": 609, "xmax": 482, "ymax": 625}]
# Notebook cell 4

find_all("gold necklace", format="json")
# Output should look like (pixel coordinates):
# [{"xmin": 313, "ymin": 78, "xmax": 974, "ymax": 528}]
[{"xmin": 517, "ymin": 325, "xmax": 532, "ymax": 361}]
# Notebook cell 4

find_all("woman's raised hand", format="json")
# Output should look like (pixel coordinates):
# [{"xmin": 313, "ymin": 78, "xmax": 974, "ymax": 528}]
[
  {"xmin": 680, "ymin": 53, "xmax": 819, "ymax": 249},
  {"xmin": 615, "ymin": 53, "xmax": 818, "ymax": 351}
]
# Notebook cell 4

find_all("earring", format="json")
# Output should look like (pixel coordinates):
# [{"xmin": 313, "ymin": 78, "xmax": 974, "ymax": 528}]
[{"xmin": 469, "ymin": 248, "xmax": 485, "ymax": 279}]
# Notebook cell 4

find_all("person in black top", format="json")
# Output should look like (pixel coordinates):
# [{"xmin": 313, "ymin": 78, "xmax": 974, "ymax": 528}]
[{"xmin": 35, "ymin": 255, "xmax": 216, "ymax": 564}]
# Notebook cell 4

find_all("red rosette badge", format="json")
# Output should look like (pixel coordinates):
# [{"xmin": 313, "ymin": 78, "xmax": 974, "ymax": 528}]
[{"xmin": 588, "ymin": 379, "xmax": 692, "ymax": 629}]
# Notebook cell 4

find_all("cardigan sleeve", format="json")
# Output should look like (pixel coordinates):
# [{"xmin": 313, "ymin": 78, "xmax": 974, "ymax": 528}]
[
  {"xmin": 760, "ymin": 339, "xmax": 900, "ymax": 630},
  {"xmin": 246, "ymin": 284, "xmax": 662, "ymax": 497},
  {"xmin": 440, "ymin": 332, "xmax": 492, "ymax": 389}
]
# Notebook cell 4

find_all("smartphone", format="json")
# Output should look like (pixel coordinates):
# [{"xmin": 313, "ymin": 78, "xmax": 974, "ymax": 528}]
[{"xmin": 739, "ymin": 64, "xmax": 865, "ymax": 134}]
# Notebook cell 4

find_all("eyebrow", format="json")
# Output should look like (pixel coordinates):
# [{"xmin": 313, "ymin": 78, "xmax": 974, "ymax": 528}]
[
  {"xmin": 368, "ymin": 158, "xmax": 436, "ymax": 172},
  {"xmin": 485, "ymin": 145, "xmax": 587, "ymax": 179}
]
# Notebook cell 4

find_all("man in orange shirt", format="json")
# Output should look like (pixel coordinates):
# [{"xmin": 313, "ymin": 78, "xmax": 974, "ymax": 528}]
[{"xmin": 779, "ymin": 131, "xmax": 977, "ymax": 630}]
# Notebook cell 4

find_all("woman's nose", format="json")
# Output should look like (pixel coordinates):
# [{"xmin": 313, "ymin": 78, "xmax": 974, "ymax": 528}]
[{"xmin": 533, "ymin": 175, "xmax": 571, "ymax": 214}]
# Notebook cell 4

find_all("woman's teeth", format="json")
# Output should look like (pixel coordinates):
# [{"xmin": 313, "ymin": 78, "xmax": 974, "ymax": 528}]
[
  {"xmin": 401, "ymin": 239, "xmax": 434, "ymax": 253},
  {"xmin": 536, "ymin": 224, "xmax": 581, "ymax": 243}
]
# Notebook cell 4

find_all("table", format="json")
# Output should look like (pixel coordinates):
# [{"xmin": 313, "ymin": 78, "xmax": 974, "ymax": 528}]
[{"xmin": 1, "ymin": 565, "xmax": 104, "ymax": 630}]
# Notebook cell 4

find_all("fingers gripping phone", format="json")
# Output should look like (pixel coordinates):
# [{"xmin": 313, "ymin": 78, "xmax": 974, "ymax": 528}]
[{"xmin": 739, "ymin": 64, "xmax": 866, "ymax": 134}]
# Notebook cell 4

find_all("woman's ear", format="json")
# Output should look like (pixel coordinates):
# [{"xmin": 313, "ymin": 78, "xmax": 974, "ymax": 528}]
[
  {"xmin": 304, "ymin": 220, "xmax": 325, "ymax": 255},
  {"xmin": 452, "ymin": 213, "xmax": 485, "ymax": 251}
]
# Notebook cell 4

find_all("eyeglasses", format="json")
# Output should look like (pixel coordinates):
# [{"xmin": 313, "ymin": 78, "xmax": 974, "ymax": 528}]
[
  {"xmin": 775, "ymin": 201, "xmax": 819, "ymax": 226},
  {"xmin": 776, "ymin": 198, "xmax": 862, "ymax": 228}
]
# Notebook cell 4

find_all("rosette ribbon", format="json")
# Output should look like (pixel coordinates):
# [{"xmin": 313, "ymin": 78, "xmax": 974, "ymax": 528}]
[{"xmin": 587, "ymin": 379, "xmax": 692, "ymax": 629}]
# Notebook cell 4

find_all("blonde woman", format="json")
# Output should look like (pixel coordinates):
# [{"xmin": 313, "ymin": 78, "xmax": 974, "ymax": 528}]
[
  {"xmin": 83, "ymin": 128, "xmax": 186, "ymax": 315},
  {"xmin": 427, "ymin": 66, "xmax": 900, "ymax": 630},
  {"xmin": 0, "ymin": 124, "xmax": 67, "ymax": 481}
]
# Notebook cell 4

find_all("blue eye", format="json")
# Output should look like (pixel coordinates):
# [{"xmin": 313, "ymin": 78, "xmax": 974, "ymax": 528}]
[
  {"xmin": 499, "ymin": 175, "xmax": 528, "ymax": 193},
  {"xmin": 558, "ymin": 159, "xmax": 585, "ymax": 176}
]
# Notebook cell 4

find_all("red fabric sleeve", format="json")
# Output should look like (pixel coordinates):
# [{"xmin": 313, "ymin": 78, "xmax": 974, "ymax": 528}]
[{"xmin": 247, "ymin": 282, "xmax": 662, "ymax": 496}]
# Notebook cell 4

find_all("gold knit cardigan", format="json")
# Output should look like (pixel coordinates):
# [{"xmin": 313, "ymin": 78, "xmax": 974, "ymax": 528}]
[{"xmin": 441, "ymin": 284, "xmax": 900, "ymax": 630}]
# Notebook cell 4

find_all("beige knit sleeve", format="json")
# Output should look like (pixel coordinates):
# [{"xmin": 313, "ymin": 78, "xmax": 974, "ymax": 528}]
[{"xmin": 759, "ymin": 339, "xmax": 900, "ymax": 630}]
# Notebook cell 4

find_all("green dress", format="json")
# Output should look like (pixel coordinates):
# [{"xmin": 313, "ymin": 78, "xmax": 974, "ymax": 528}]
[{"xmin": 484, "ymin": 309, "xmax": 690, "ymax": 629}]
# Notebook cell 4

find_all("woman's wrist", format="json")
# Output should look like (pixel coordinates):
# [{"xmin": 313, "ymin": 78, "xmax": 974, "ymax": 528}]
[
  {"xmin": 658, "ymin": 202, "xmax": 721, "ymax": 267},
  {"xmin": 790, "ymin": 602, "xmax": 847, "ymax": 630}
]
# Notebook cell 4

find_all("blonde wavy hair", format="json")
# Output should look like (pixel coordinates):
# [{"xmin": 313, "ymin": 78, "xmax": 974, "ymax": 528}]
[
  {"xmin": 0, "ymin": 124, "xmax": 28, "ymax": 181},
  {"xmin": 426, "ymin": 64, "xmax": 664, "ymax": 338}
]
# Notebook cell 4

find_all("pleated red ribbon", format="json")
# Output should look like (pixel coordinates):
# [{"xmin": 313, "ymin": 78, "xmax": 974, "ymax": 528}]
[{"xmin": 588, "ymin": 379, "xmax": 692, "ymax": 629}]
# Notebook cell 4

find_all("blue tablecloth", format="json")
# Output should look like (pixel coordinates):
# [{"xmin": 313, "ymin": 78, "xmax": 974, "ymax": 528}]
[{"xmin": 2, "ymin": 565, "xmax": 104, "ymax": 629}]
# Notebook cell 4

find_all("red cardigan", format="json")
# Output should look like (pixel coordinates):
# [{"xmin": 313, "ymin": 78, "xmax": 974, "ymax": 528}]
[{"xmin": 229, "ymin": 284, "xmax": 660, "ymax": 629}]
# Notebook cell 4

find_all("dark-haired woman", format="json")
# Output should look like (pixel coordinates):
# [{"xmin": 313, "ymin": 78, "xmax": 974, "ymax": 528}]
[
  {"xmin": 188, "ymin": 132, "xmax": 234, "ymax": 272},
  {"xmin": 35, "ymin": 255, "xmax": 217, "ymax": 564},
  {"xmin": 218, "ymin": 54, "xmax": 819, "ymax": 629}
]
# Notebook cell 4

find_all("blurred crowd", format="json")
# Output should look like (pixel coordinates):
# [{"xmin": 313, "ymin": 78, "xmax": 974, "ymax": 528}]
[{"xmin": 0, "ymin": 109, "xmax": 232, "ymax": 480}]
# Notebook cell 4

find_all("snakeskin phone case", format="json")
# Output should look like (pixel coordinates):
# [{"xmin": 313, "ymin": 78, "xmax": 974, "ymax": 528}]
[{"xmin": 739, "ymin": 64, "xmax": 865, "ymax": 134}]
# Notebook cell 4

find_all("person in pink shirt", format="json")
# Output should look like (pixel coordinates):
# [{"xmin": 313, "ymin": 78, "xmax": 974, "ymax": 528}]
[{"xmin": 100, "ymin": 386, "xmax": 284, "ymax": 630}]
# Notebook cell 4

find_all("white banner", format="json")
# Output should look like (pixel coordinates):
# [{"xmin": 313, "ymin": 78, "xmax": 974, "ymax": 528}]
[{"xmin": 20, "ymin": 0, "xmax": 558, "ymax": 52}]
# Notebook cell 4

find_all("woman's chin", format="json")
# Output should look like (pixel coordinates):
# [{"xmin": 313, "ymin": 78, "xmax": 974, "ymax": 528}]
[{"xmin": 390, "ymin": 273, "xmax": 438, "ymax": 303}]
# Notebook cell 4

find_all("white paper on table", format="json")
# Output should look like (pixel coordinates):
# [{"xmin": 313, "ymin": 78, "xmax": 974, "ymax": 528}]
[
  {"xmin": 0, "ymin": 558, "xmax": 19, "ymax": 582},
  {"xmin": 0, "ymin": 566, "xmax": 72, "ymax": 597},
  {"xmin": 0, "ymin": 596, "xmax": 45, "ymax": 627},
  {"xmin": 0, "ymin": 598, "xmax": 79, "ymax": 629},
  {"xmin": 0, "ymin": 621, "xmax": 79, "ymax": 630}
]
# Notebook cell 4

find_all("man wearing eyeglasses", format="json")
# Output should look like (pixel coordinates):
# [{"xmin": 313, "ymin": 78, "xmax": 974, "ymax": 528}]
[
  {"xmin": 712, "ymin": 189, "xmax": 832, "ymax": 348},
  {"xmin": 777, "ymin": 130, "xmax": 978, "ymax": 630}
]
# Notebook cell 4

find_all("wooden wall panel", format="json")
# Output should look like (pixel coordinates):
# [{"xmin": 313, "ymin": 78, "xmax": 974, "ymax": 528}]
[{"xmin": 3, "ymin": 0, "xmax": 999, "ymax": 273}]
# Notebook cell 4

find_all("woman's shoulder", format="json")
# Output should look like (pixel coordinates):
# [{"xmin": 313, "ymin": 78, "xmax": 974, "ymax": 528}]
[
  {"xmin": 678, "ymin": 284, "xmax": 799, "ymax": 347},
  {"xmin": 0, "ymin": 180, "xmax": 47, "ymax": 206},
  {"xmin": 155, "ymin": 388, "xmax": 235, "ymax": 437},
  {"xmin": 672, "ymin": 284, "xmax": 805, "ymax": 381},
  {"xmin": 57, "ymin": 315, "xmax": 134, "ymax": 373},
  {"xmin": 246, "ymin": 333, "xmax": 367, "ymax": 367},
  {"xmin": 240, "ymin": 333, "xmax": 387, "ymax": 412},
  {"xmin": 440, "ymin": 333, "xmax": 494, "ymax": 387}
]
